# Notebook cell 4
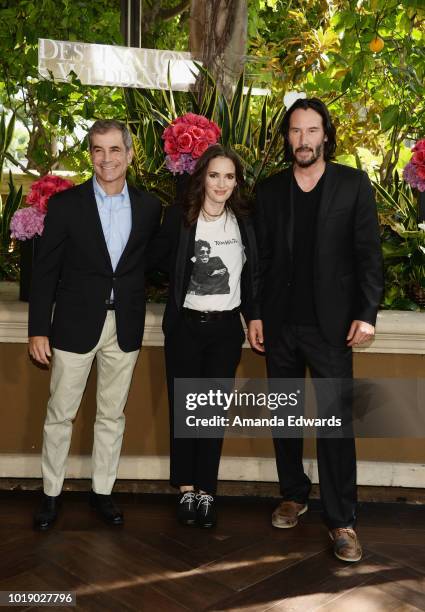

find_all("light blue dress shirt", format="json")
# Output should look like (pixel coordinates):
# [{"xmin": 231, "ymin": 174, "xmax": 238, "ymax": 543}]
[{"xmin": 93, "ymin": 176, "xmax": 132, "ymax": 299}]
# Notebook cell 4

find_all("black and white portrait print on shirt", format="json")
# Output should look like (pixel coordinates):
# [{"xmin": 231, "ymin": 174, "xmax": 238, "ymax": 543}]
[
  {"xmin": 183, "ymin": 212, "xmax": 245, "ymax": 312},
  {"xmin": 187, "ymin": 239, "xmax": 230, "ymax": 295}
]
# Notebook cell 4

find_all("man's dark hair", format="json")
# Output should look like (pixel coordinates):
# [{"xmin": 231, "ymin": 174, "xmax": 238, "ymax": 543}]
[
  {"xmin": 281, "ymin": 97, "xmax": 337, "ymax": 162},
  {"xmin": 88, "ymin": 119, "xmax": 133, "ymax": 151}
]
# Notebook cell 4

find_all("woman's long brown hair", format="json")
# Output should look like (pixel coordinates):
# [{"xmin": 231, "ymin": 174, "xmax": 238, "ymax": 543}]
[{"xmin": 182, "ymin": 144, "xmax": 250, "ymax": 226}]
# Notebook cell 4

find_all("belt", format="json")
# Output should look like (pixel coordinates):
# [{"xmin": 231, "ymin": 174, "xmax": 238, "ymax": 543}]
[
  {"xmin": 183, "ymin": 307, "xmax": 240, "ymax": 323},
  {"xmin": 105, "ymin": 299, "xmax": 115, "ymax": 310}
]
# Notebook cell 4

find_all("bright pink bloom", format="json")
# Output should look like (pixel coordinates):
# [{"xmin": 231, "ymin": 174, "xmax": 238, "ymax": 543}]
[
  {"xmin": 172, "ymin": 123, "xmax": 187, "ymax": 138},
  {"xmin": 26, "ymin": 175, "xmax": 74, "ymax": 213},
  {"xmin": 412, "ymin": 150, "xmax": 425, "ymax": 166},
  {"xmin": 162, "ymin": 125, "xmax": 172, "ymax": 140},
  {"xmin": 183, "ymin": 113, "xmax": 198, "ymax": 125},
  {"xmin": 416, "ymin": 165, "xmax": 425, "ymax": 180},
  {"xmin": 173, "ymin": 116, "xmax": 185, "ymax": 125},
  {"xmin": 187, "ymin": 125, "xmax": 204, "ymax": 140},
  {"xmin": 412, "ymin": 139, "xmax": 425, "ymax": 153},
  {"xmin": 196, "ymin": 115, "xmax": 210, "ymax": 128},
  {"xmin": 177, "ymin": 132, "xmax": 193, "ymax": 153},
  {"xmin": 204, "ymin": 128, "xmax": 217, "ymax": 144},
  {"xmin": 164, "ymin": 138, "xmax": 178, "ymax": 154},
  {"xmin": 192, "ymin": 139, "xmax": 210, "ymax": 159}
]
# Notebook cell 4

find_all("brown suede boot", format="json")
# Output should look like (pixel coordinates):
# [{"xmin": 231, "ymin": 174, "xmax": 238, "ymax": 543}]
[
  {"xmin": 329, "ymin": 527, "xmax": 362, "ymax": 562},
  {"xmin": 272, "ymin": 501, "xmax": 308, "ymax": 528}
]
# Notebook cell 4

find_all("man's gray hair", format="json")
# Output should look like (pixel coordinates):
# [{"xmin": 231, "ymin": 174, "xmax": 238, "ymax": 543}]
[{"xmin": 88, "ymin": 119, "xmax": 133, "ymax": 151}]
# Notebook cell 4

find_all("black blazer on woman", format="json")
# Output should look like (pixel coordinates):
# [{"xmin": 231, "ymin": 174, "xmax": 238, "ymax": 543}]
[
  {"xmin": 255, "ymin": 162, "xmax": 384, "ymax": 347},
  {"xmin": 148, "ymin": 204, "xmax": 260, "ymax": 336},
  {"xmin": 28, "ymin": 179, "xmax": 161, "ymax": 353}
]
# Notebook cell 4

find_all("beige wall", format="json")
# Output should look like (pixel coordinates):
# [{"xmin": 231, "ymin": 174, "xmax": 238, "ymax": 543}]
[{"xmin": 1, "ymin": 343, "xmax": 424, "ymax": 463}]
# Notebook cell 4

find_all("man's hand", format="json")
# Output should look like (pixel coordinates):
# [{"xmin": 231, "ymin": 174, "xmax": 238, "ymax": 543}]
[
  {"xmin": 248, "ymin": 319, "xmax": 265, "ymax": 353},
  {"xmin": 346, "ymin": 320, "xmax": 375, "ymax": 347},
  {"xmin": 29, "ymin": 336, "xmax": 52, "ymax": 365}
]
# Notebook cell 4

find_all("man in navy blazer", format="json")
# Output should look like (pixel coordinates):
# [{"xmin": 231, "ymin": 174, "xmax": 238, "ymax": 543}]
[
  {"xmin": 249, "ymin": 98, "xmax": 383, "ymax": 562},
  {"xmin": 29, "ymin": 119, "xmax": 161, "ymax": 530}
]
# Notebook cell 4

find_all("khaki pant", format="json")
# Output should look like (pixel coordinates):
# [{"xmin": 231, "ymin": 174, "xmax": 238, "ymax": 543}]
[{"xmin": 42, "ymin": 311, "xmax": 139, "ymax": 496}]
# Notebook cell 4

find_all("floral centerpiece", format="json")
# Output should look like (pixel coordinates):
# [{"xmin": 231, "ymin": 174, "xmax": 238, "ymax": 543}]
[
  {"xmin": 403, "ymin": 138, "xmax": 425, "ymax": 192},
  {"xmin": 10, "ymin": 175, "xmax": 74, "ymax": 240},
  {"xmin": 162, "ymin": 112, "xmax": 221, "ymax": 175}
]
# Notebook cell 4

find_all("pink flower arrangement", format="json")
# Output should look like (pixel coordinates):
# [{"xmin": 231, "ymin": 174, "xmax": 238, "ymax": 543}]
[
  {"xmin": 403, "ymin": 138, "xmax": 425, "ymax": 192},
  {"xmin": 10, "ymin": 175, "xmax": 74, "ymax": 240},
  {"xmin": 10, "ymin": 206, "xmax": 45, "ymax": 240},
  {"xmin": 162, "ymin": 112, "xmax": 221, "ymax": 175}
]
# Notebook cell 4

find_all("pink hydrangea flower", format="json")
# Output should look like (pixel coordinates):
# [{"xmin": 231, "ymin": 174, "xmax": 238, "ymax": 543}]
[
  {"xmin": 403, "ymin": 139, "xmax": 425, "ymax": 192},
  {"xmin": 10, "ymin": 206, "xmax": 46, "ymax": 240},
  {"xmin": 165, "ymin": 153, "xmax": 197, "ymax": 175},
  {"xmin": 403, "ymin": 161, "xmax": 425, "ymax": 192}
]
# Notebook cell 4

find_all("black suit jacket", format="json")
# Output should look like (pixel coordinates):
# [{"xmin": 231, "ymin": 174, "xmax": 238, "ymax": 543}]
[
  {"xmin": 148, "ymin": 204, "xmax": 259, "ymax": 336},
  {"xmin": 28, "ymin": 178, "xmax": 161, "ymax": 353},
  {"xmin": 255, "ymin": 162, "xmax": 384, "ymax": 347}
]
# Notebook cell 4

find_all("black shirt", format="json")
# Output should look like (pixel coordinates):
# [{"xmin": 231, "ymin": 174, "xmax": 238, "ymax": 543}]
[{"xmin": 286, "ymin": 172, "xmax": 324, "ymax": 325}]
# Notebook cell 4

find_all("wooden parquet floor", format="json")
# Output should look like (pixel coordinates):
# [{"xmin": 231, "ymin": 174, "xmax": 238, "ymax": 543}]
[{"xmin": 0, "ymin": 491, "xmax": 424, "ymax": 611}]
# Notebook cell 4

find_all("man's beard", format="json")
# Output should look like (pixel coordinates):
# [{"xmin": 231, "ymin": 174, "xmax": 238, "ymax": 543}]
[{"xmin": 293, "ymin": 143, "xmax": 324, "ymax": 167}]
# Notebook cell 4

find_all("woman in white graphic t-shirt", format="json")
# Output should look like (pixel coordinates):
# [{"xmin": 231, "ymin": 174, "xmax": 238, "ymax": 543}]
[{"xmin": 150, "ymin": 145, "xmax": 259, "ymax": 528}]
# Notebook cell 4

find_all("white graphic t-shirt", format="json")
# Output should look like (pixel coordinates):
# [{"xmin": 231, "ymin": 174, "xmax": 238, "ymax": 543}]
[{"xmin": 184, "ymin": 211, "xmax": 245, "ymax": 311}]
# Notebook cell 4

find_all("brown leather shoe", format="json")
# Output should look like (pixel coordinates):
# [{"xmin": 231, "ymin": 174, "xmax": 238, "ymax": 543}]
[
  {"xmin": 272, "ymin": 501, "xmax": 308, "ymax": 528},
  {"xmin": 329, "ymin": 527, "xmax": 362, "ymax": 562}
]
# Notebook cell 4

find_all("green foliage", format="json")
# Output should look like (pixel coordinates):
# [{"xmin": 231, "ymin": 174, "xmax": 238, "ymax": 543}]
[
  {"xmin": 247, "ymin": 0, "xmax": 425, "ymax": 183},
  {"xmin": 374, "ymin": 173, "xmax": 425, "ymax": 310},
  {"xmin": 0, "ymin": 0, "xmax": 125, "ymax": 173},
  {"xmin": 0, "ymin": 172, "xmax": 22, "ymax": 281},
  {"xmin": 139, "ymin": 0, "xmax": 190, "ymax": 50},
  {"xmin": 0, "ymin": 111, "xmax": 16, "ymax": 183}
]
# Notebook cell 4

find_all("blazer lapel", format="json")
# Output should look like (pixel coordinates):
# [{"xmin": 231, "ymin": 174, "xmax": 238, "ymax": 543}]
[
  {"xmin": 174, "ymin": 220, "xmax": 195, "ymax": 309},
  {"xmin": 115, "ymin": 185, "xmax": 140, "ymax": 271},
  {"xmin": 83, "ymin": 179, "xmax": 112, "ymax": 270}
]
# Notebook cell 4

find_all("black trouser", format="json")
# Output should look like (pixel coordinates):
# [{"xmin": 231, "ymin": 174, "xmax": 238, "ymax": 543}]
[
  {"xmin": 165, "ymin": 312, "xmax": 245, "ymax": 494},
  {"xmin": 266, "ymin": 323, "xmax": 357, "ymax": 529}
]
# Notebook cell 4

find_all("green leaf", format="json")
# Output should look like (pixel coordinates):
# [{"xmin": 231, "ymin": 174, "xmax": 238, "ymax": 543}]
[
  {"xmin": 230, "ymin": 72, "xmax": 245, "ymax": 128},
  {"xmin": 218, "ymin": 95, "xmax": 231, "ymax": 145},
  {"xmin": 341, "ymin": 71, "xmax": 351, "ymax": 91},
  {"xmin": 0, "ymin": 112, "xmax": 6, "ymax": 150},
  {"xmin": 237, "ymin": 85, "xmax": 252, "ymax": 145},
  {"xmin": 380, "ymin": 105, "xmax": 399, "ymax": 132},
  {"xmin": 48, "ymin": 110, "xmax": 60, "ymax": 125},
  {"xmin": 202, "ymin": 85, "xmax": 218, "ymax": 120},
  {"xmin": 258, "ymin": 96, "xmax": 268, "ymax": 152},
  {"xmin": 5, "ymin": 113, "xmax": 15, "ymax": 150}
]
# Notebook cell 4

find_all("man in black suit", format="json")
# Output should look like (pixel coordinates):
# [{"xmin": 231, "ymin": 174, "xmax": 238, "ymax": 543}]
[
  {"xmin": 249, "ymin": 98, "xmax": 383, "ymax": 562},
  {"xmin": 29, "ymin": 119, "xmax": 161, "ymax": 530}
]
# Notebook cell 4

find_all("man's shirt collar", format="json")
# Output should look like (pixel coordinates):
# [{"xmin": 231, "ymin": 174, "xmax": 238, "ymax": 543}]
[{"xmin": 93, "ymin": 175, "xmax": 130, "ymax": 207}]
